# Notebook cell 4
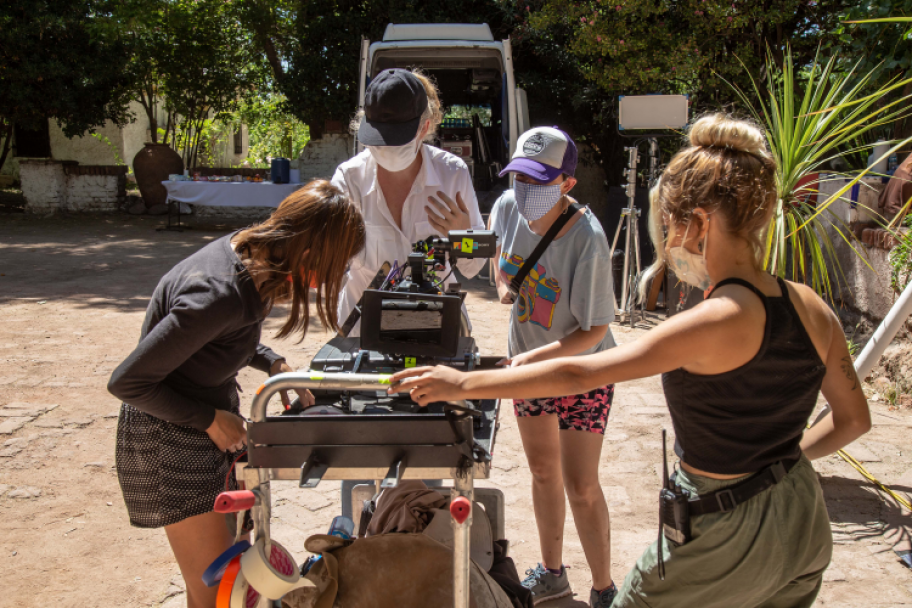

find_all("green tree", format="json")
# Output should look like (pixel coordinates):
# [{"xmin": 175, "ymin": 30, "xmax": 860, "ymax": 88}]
[
  {"xmin": 505, "ymin": 0, "xmax": 854, "ymax": 184},
  {"xmin": 0, "ymin": 0, "xmax": 135, "ymax": 169},
  {"xmin": 239, "ymin": 96, "xmax": 310, "ymax": 166},
  {"xmin": 238, "ymin": 0, "xmax": 508, "ymax": 136},
  {"xmin": 114, "ymin": 0, "xmax": 168, "ymax": 144},
  {"xmin": 830, "ymin": 2, "xmax": 912, "ymax": 143},
  {"xmin": 148, "ymin": 0, "xmax": 265, "ymax": 168}
]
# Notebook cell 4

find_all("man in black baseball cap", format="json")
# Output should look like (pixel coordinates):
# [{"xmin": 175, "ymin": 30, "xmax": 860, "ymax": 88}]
[{"xmin": 358, "ymin": 68, "xmax": 428, "ymax": 147}]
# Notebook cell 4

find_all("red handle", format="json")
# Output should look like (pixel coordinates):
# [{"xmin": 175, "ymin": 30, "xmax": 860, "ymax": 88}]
[
  {"xmin": 450, "ymin": 496, "xmax": 472, "ymax": 525},
  {"xmin": 214, "ymin": 490, "xmax": 256, "ymax": 513}
]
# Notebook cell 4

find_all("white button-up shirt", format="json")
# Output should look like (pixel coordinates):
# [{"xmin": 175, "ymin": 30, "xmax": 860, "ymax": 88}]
[{"xmin": 331, "ymin": 144, "xmax": 486, "ymax": 335}]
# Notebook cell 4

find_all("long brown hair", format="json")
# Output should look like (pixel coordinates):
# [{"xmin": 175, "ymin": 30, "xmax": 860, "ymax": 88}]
[
  {"xmin": 639, "ymin": 114, "xmax": 778, "ymax": 301},
  {"xmin": 234, "ymin": 180, "xmax": 365, "ymax": 340}
]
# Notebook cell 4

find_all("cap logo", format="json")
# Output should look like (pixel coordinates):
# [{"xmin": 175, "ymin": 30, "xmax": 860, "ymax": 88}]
[{"xmin": 523, "ymin": 134, "xmax": 545, "ymax": 156}]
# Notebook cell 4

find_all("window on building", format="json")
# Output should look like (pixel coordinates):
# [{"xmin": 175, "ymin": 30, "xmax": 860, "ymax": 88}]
[
  {"xmin": 14, "ymin": 121, "xmax": 51, "ymax": 158},
  {"xmin": 234, "ymin": 128, "xmax": 243, "ymax": 155}
]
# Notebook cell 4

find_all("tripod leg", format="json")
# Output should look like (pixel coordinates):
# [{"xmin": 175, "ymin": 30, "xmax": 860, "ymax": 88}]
[
  {"xmin": 631, "ymin": 216, "xmax": 642, "ymax": 328},
  {"xmin": 610, "ymin": 216, "xmax": 625, "ymax": 313},
  {"xmin": 620, "ymin": 212, "xmax": 631, "ymax": 317}
]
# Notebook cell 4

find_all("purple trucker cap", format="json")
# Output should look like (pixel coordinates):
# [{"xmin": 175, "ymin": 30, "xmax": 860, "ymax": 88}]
[{"xmin": 499, "ymin": 127, "xmax": 578, "ymax": 182}]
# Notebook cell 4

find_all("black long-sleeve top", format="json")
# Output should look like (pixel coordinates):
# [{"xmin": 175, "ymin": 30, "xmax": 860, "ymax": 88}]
[{"xmin": 108, "ymin": 234, "xmax": 284, "ymax": 431}]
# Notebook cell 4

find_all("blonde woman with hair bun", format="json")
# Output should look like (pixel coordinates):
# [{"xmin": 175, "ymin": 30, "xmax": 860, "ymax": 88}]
[{"xmin": 391, "ymin": 113, "xmax": 871, "ymax": 607}]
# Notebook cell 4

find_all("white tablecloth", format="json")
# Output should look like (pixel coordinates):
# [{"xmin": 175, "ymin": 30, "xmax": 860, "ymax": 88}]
[{"xmin": 162, "ymin": 181, "xmax": 305, "ymax": 208}]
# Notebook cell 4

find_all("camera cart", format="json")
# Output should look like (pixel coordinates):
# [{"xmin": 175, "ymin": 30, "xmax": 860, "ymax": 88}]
[{"xmin": 215, "ymin": 360, "xmax": 502, "ymax": 608}]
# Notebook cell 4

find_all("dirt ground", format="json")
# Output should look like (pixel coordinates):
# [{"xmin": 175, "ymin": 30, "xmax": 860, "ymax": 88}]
[{"xmin": 1, "ymin": 213, "xmax": 911, "ymax": 608}]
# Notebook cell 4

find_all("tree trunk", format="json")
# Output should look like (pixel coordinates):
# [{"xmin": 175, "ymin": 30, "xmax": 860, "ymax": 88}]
[{"xmin": 0, "ymin": 121, "xmax": 12, "ymax": 172}]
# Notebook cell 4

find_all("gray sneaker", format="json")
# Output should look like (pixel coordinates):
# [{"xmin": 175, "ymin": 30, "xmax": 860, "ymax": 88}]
[
  {"xmin": 522, "ymin": 563, "xmax": 571, "ymax": 605},
  {"xmin": 590, "ymin": 584, "xmax": 617, "ymax": 608}
]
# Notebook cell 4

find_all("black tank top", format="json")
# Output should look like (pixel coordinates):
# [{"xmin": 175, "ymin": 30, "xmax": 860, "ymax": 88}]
[{"xmin": 662, "ymin": 277, "xmax": 827, "ymax": 475}]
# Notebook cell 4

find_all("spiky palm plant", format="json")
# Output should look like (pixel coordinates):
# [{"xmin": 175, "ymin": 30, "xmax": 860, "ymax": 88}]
[{"xmin": 721, "ymin": 47, "xmax": 912, "ymax": 298}]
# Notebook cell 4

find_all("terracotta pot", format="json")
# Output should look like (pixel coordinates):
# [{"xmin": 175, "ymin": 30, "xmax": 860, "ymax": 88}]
[{"xmin": 133, "ymin": 143, "xmax": 184, "ymax": 209}]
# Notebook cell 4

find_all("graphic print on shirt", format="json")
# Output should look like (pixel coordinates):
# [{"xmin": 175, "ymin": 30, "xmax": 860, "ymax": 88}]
[{"xmin": 499, "ymin": 251, "xmax": 562, "ymax": 329}]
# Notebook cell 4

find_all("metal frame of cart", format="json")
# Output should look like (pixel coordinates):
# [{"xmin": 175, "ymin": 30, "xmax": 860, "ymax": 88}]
[{"xmin": 239, "ymin": 371, "xmax": 501, "ymax": 608}]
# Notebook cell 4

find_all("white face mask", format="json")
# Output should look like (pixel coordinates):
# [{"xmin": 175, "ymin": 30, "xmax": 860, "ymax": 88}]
[
  {"xmin": 514, "ymin": 180, "xmax": 563, "ymax": 221},
  {"xmin": 667, "ymin": 220, "xmax": 712, "ymax": 291},
  {"xmin": 367, "ymin": 136, "xmax": 421, "ymax": 172}
]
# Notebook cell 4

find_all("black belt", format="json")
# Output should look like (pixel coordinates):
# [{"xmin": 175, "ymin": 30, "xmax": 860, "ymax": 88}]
[{"xmin": 685, "ymin": 458, "xmax": 799, "ymax": 516}]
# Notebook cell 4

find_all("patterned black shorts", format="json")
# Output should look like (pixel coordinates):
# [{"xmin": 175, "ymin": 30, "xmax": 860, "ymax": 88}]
[
  {"xmin": 513, "ymin": 384, "xmax": 615, "ymax": 434},
  {"xmin": 115, "ymin": 402, "xmax": 240, "ymax": 528}
]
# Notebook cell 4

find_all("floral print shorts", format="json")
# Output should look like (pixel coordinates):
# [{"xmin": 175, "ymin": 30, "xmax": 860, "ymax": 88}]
[{"xmin": 513, "ymin": 384, "xmax": 615, "ymax": 434}]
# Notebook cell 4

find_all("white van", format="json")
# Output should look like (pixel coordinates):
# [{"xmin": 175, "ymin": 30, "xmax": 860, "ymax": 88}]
[{"xmin": 357, "ymin": 23, "xmax": 530, "ymax": 209}]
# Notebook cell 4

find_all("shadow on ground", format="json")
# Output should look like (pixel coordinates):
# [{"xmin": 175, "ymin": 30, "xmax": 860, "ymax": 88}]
[{"xmin": 0, "ymin": 214, "xmax": 249, "ymax": 312}]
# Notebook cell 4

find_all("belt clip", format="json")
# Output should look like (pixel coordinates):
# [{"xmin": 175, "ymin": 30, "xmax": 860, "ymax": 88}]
[
  {"xmin": 770, "ymin": 461, "xmax": 786, "ymax": 483},
  {"xmin": 715, "ymin": 488, "xmax": 736, "ymax": 513}
]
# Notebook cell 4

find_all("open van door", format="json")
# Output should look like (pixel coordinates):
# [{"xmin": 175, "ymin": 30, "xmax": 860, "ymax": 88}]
[{"xmin": 355, "ymin": 37, "xmax": 371, "ymax": 156}]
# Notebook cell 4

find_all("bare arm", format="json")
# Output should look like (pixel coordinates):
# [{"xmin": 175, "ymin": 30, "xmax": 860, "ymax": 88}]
[
  {"xmin": 800, "ymin": 312, "xmax": 872, "ymax": 459},
  {"xmin": 391, "ymin": 298, "xmax": 748, "ymax": 405},
  {"xmin": 509, "ymin": 325, "xmax": 609, "ymax": 366}
]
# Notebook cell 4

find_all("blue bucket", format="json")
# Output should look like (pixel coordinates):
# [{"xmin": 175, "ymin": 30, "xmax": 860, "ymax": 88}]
[{"xmin": 271, "ymin": 158, "xmax": 290, "ymax": 184}]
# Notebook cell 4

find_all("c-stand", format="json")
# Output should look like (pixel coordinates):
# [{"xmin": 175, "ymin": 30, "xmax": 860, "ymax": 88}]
[{"xmin": 611, "ymin": 139, "xmax": 663, "ymax": 327}]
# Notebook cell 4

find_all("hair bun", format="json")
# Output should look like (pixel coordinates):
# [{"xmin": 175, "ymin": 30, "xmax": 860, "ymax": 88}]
[{"xmin": 688, "ymin": 114, "xmax": 769, "ymax": 158}]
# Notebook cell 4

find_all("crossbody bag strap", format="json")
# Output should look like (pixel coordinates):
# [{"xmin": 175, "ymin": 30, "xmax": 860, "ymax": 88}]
[{"xmin": 509, "ymin": 203, "xmax": 583, "ymax": 293}]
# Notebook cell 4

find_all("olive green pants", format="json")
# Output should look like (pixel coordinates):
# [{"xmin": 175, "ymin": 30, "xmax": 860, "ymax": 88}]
[{"xmin": 615, "ymin": 455, "xmax": 832, "ymax": 608}]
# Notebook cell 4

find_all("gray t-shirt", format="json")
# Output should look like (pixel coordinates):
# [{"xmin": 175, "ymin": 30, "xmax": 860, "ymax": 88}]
[{"xmin": 491, "ymin": 191, "xmax": 616, "ymax": 358}]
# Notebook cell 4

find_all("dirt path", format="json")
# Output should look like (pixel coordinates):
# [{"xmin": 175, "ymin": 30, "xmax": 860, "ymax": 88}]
[{"xmin": 1, "ymin": 214, "xmax": 910, "ymax": 607}]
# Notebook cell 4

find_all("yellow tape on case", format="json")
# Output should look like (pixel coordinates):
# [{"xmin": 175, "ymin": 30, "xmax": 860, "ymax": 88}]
[
  {"xmin": 378, "ymin": 376, "xmax": 392, "ymax": 385},
  {"xmin": 462, "ymin": 238, "xmax": 474, "ymax": 252},
  {"xmin": 405, "ymin": 357, "xmax": 417, "ymax": 368},
  {"xmin": 309, "ymin": 372, "xmax": 324, "ymax": 381}
]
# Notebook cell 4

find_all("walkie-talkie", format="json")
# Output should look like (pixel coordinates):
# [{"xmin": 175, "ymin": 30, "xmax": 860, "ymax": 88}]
[
  {"xmin": 659, "ymin": 429, "xmax": 691, "ymax": 546},
  {"xmin": 657, "ymin": 429, "xmax": 691, "ymax": 580}
]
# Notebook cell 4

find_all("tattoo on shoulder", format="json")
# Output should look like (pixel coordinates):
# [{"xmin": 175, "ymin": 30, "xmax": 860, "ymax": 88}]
[{"xmin": 840, "ymin": 356, "xmax": 858, "ymax": 390}]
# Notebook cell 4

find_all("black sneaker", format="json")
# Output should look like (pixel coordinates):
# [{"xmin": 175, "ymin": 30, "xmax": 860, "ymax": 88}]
[
  {"xmin": 521, "ymin": 563, "xmax": 571, "ymax": 605},
  {"xmin": 590, "ymin": 583, "xmax": 617, "ymax": 608}
]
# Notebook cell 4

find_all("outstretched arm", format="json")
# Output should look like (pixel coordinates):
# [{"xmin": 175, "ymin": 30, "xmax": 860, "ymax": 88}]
[{"xmin": 391, "ymin": 298, "xmax": 746, "ymax": 406}]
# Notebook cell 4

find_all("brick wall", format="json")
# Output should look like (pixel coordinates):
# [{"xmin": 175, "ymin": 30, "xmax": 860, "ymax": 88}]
[
  {"xmin": 20, "ymin": 160, "xmax": 127, "ymax": 214},
  {"xmin": 19, "ymin": 160, "xmax": 67, "ymax": 215}
]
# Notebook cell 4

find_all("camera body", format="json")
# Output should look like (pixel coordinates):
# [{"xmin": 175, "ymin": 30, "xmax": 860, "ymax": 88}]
[{"xmin": 358, "ymin": 230, "xmax": 497, "ymax": 360}]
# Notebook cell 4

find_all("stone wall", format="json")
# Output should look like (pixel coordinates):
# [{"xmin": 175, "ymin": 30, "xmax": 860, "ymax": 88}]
[
  {"xmin": 818, "ymin": 176, "xmax": 908, "ymax": 333},
  {"xmin": 20, "ymin": 160, "xmax": 127, "ymax": 214},
  {"xmin": 293, "ymin": 134, "xmax": 354, "ymax": 180}
]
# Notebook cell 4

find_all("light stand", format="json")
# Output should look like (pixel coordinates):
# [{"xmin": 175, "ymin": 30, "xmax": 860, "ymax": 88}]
[
  {"xmin": 610, "ymin": 146, "xmax": 642, "ymax": 325},
  {"xmin": 610, "ymin": 138, "xmax": 663, "ymax": 327},
  {"xmin": 612, "ymin": 93, "xmax": 688, "ymax": 326}
]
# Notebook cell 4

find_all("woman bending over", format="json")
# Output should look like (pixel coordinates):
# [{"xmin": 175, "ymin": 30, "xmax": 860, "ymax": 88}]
[{"xmin": 109, "ymin": 180, "xmax": 365, "ymax": 608}]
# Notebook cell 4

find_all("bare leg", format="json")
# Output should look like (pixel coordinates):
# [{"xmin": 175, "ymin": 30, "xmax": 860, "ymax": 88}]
[
  {"xmin": 517, "ymin": 414, "xmax": 565, "ymax": 570},
  {"xmin": 560, "ymin": 429, "xmax": 613, "ymax": 590},
  {"xmin": 165, "ymin": 511, "xmax": 235, "ymax": 608}
]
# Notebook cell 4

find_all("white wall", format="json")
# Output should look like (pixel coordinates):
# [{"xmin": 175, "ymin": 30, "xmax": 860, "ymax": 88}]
[
  {"xmin": 123, "ymin": 101, "xmax": 151, "ymax": 168},
  {"xmin": 49, "ymin": 120, "xmax": 127, "ymax": 166},
  {"xmin": 294, "ymin": 134, "xmax": 354, "ymax": 180}
]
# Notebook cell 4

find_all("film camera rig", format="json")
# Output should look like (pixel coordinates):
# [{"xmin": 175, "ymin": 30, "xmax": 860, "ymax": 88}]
[{"xmin": 242, "ymin": 228, "xmax": 502, "ymax": 489}]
